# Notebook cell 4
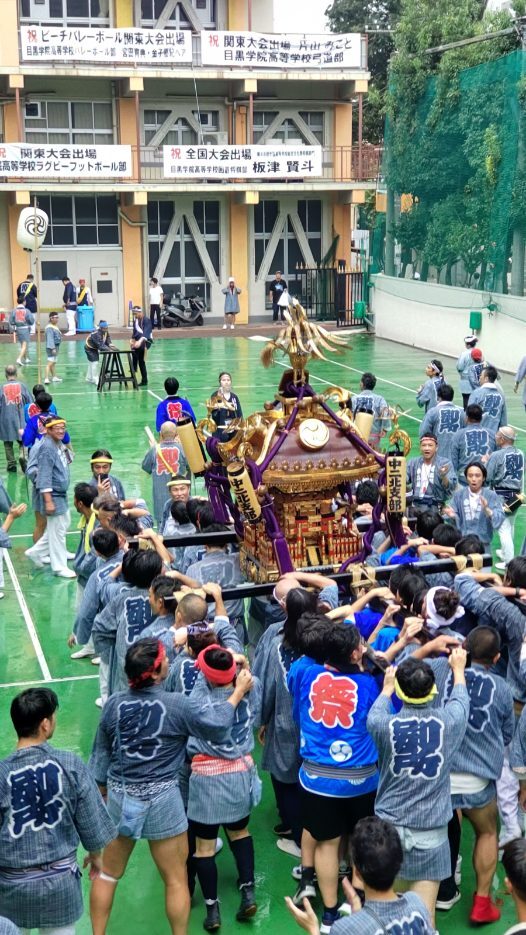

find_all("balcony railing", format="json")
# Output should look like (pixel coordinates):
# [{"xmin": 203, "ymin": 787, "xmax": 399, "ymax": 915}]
[
  {"xmin": 0, "ymin": 143, "xmax": 382, "ymax": 184},
  {"xmin": 139, "ymin": 144, "xmax": 382, "ymax": 184}
]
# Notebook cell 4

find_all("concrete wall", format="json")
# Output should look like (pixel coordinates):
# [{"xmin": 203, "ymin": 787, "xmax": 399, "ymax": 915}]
[
  {"xmin": 371, "ymin": 274, "xmax": 526, "ymax": 374},
  {"xmin": 38, "ymin": 247, "xmax": 124, "ymax": 326}
]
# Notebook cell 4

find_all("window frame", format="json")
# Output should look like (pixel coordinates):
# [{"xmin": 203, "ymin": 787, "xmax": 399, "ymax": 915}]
[
  {"xmin": 19, "ymin": 0, "xmax": 111, "ymax": 27},
  {"xmin": 25, "ymin": 100, "xmax": 114, "ymax": 147},
  {"xmin": 39, "ymin": 194, "xmax": 120, "ymax": 247},
  {"xmin": 139, "ymin": 0, "xmax": 216, "ymax": 29}
]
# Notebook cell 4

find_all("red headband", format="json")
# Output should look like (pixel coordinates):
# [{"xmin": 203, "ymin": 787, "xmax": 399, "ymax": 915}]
[
  {"xmin": 128, "ymin": 641, "xmax": 166, "ymax": 688},
  {"xmin": 195, "ymin": 644, "xmax": 237, "ymax": 685}
]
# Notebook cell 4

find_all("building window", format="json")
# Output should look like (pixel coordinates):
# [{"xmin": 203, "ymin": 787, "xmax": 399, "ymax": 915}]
[
  {"xmin": 147, "ymin": 199, "xmax": 220, "ymax": 303},
  {"xmin": 256, "ymin": 199, "xmax": 322, "ymax": 300},
  {"xmin": 254, "ymin": 200, "xmax": 278, "ymax": 276},
  {"xmin": 299, "ymin": 200, "xmax": 322, "ymax": 262},
  {"xmin": 253, "ymin": 111, "xmax": 324, "ymax": 145},
  {"xmin": 143, "ymin": 110, "xmax": 219, "ymax": 147},
  {"xmin": 140, "ymin": 0, "xmax": 216, "ymax": 28},
  {"xmin": 25, "ymin": 101, "xmax": 113, "ymax": 146},
  {"xmin": 38, "ymin": 195, "xmax": 119, "ymax": 246},
  {"xmin": 143, "ymin": 112, "xmax": 197, "ymax": 147},
  {"xmin": 253, "ymin": 112, "xmax": 277, "ymax": 144},
  {"xmin": 299, "ymin": 112, "xmax": 324, "ymax": 144},
  {"xmin": 20, "ymin": 0, "xmax": 110, "ymax": 25}
]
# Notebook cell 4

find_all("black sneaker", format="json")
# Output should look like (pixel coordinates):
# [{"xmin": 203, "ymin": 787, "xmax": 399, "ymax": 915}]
[
  {"xmin": 273, "ymin": 822, "xmax": 292, "ymax": 836},
  {"xmin": 203, "ymin": 901, "xmax": 221, "ymax": 931},
  {"xmin": 436, "ymin": 888, "xmax": 461, "ymax": 911},
  {"xmin": 320, "ymin": 911, "xmax": 342, "ymax": 934},
  {"xmin": 292, "ymin": 864, "xmax": 318, "ymax": 882},
  {"xmin": 292, "ymin": 880, "xmax": 316, "ymax": 906},
  {"xmin": 236, "ymin": 884, "xmax": 257, "ymax": 921}
]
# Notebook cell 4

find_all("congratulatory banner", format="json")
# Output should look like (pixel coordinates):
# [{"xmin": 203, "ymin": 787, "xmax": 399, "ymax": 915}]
[{"xmin": 163, "ymin": 144, "xmax": 323, "ymax": 179}]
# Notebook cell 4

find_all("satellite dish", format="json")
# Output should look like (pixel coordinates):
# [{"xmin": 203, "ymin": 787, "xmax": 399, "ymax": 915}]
[{"xmin": 16, "ymin": 207, "xmax": 49, "ymax": 251}]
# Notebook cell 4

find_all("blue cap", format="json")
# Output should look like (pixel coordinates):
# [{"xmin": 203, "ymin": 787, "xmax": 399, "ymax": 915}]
[{"xmin": 98, "ymin": 320, "xmax": 108, "ymax": 328}]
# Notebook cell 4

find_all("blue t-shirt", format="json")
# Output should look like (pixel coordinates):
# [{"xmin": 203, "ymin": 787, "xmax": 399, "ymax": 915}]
[{"xmin": 349, "ymin": 608, "xmax": 383, "ymax": 641}]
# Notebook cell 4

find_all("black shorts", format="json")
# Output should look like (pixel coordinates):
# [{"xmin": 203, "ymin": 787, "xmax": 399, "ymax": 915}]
[
  {"xmin": 190, "ymin": 816, "xmax": 249, "ymax": 839},
  {"xmin": 300, "ymin": 787, "xmax": 376, "ymax": 841}
]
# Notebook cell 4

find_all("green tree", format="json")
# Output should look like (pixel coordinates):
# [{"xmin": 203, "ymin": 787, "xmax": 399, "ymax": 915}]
[
  {"xmin": 325, "ymin": 0, "xmax": 401, "ymax": 141},
  {"xmin": 385, "ymin": 0, "xmax": 520, "ymax": 285}
]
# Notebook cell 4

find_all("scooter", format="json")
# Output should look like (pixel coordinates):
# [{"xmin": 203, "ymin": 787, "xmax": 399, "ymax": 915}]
[{"xmin": 161, "ymin": 291, "xmax": 207, "ymax": 328}]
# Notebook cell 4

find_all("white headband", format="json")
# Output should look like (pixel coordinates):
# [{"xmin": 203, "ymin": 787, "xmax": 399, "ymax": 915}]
[{"xmin": 425, "ymin": 587, "xmax": 465, "ymax": 634}]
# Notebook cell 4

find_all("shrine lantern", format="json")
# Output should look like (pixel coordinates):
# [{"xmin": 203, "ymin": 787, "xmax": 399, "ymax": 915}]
[{"xmin": 17, "ymin": 207, "xmax": 49, "ymax": 251}]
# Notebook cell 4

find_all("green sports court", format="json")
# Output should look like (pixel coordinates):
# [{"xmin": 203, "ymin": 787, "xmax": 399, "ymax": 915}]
[{"xmin": 0, "ymin": 329, "xmax": 524, "ymax": 934}]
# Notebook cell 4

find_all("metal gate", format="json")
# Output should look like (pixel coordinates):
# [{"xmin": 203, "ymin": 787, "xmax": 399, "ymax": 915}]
[{"xmin": 294, "ymin": 263, "xmax": 367, "ymax": 325}]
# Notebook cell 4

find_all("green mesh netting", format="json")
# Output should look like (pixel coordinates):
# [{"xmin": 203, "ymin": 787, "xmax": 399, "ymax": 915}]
[{"xmin": 384, "ymin": 49, "xmax": 526, "ymax": 291}]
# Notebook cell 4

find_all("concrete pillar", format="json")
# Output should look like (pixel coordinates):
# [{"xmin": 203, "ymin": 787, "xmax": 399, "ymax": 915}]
[
  {"xmin": 229, "ymin": 199, "xmax": 249, "ymax": 324},
  {"xmin": 0, "ymin": 4, "xmax": 20, "ymax": 69},
  {"xmin": 115, "ymin": 0, "xmax": 134, "ymax": 27}
]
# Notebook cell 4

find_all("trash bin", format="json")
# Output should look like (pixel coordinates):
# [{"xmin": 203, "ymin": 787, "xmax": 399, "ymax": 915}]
[
  {"xmin": 77, "ymin": 305, "xmax": 95, "ymax": 332},
  {"xmin": 469, "ymin": 310, "xmax": 482, "ymax": 331},
  {"xmin": 354, "ymin": 301, "xmax": 366, "ymax": 321}
]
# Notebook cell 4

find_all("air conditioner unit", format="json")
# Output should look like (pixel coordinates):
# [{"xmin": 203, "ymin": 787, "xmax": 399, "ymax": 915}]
[
  {"xmin": 202, "ymin": 132, "xmax": 228, "ymax": 145},
  {"xmin": 30, "ymin": 0, "xmax": 50, "ymax": 14}
]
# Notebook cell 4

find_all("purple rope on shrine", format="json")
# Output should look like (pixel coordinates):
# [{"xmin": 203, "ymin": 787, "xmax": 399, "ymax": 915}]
[
  {"xmin": 242, "ymin": 458, "xmax": 294, "ymax": 574},
  {"xmin": 259, "ymin": 384, "xmax": 307, "ymax": 473},
  {"xmin": 316, "ymin": 398, "xmax": 385, "ymax": 467}
]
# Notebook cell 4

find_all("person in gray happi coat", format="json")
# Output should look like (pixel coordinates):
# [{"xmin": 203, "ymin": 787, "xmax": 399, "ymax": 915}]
[
  {"xmin": 0, "ymin": 365, "xmax": 32, "ymax": 472},
  {"xmin": 419, "ymin": 384, "xmax": 465, "ymax": 461},
  {"xmin": 92, "ymin": 548, "xmax": 163, "ymax": 696},
  {"xmin": 9, "ymin": 305, "xmax": 34, "ymax": 367},
  {"xmin": 514, "ymin": 354, "xmax": 526, "ymax": 411},
  {"xmin": 468, "ymin": 365, "xmax": 507, "ymax": 435},
  {"xmin": 442, "ymin": 627, "xmax": 514, "ymax": 925},
  {"xmin": 0, "ymin": 687, "xmax": 116, "ymax": 933},
  {"xmin": 445, "ymin": 462, "xmax": 505, "ymax": 552},
  {"xmin": 141, "ymin": 423, "xmax": 188, "ymax": 526},
  {"xmin": 252, "ymin": 599, "xmax": 307, "ymax": 851},
  {"xmin": 486, "ymin": 426, "xmax": 525, "ymax": 567},
  {"xmin": 416, "ymin": 359, "xmax": 445, "ymax": 413},
  {"xmin": 456, "ymin": 334, "xmax": 479, "ymax": 409},
  {"xmin": 187, "ymin": 645, "xmax": 261, "ymax": 930},
  {"xmin": 350, "ymin": 372, "xmax": 391, "ymax": 450},
  {"xmin": 89, "ymin": 637, "xmax": 253, "ymax": 935},
  {"xmin": 407, "ymin": 434, "xmax": 457, "ymax": 515},
  {"xmin": 367, "ymin": 651, "xmax": 469, "ymax": 924},
  {"xmin": 450, "ymin": 404, "xmax": 495, "ymax": 485},
  {"xmin": 24, "ymin": 415, "xmax": 75, "ymax": 577}
]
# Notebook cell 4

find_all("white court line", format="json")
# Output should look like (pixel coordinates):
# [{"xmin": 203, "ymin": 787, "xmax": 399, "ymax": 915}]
[
  {"xmin": 148, "ymin": 389, "xmax": 163, "ymax": 402},
  {"xmin": 0, "ymin": 674, "xmax": 99, "ymax": 691},
  {"xmin": 275, "ymin": 361, "xmax": 421, "ymax": 423},
  {"xmin": 301, "ymin": 355, "xmax": 526, "ymax": 434},
  {"xmin": 3, "ymin": 551, "xmax": 52, "ymax": 682}
]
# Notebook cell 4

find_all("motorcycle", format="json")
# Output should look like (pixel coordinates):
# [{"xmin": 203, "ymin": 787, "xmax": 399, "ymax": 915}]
[{"xmin": 161, "ymin": 291, "xmax": 207, "ymax": 328}]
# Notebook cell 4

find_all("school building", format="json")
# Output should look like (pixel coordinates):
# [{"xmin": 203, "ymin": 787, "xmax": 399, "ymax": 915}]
[{"xmin": 0, "ymin": 0, "xmax": 375, "ymax": 325}]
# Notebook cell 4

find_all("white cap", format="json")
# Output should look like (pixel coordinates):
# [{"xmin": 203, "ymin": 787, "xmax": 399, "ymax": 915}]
[{"xmin": 228, "ymin": 276, "xmax": 235, "ymax": 282}]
